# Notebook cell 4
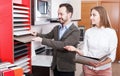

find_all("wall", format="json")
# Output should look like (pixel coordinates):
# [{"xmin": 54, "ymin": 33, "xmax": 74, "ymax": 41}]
[{"xmin": 32, "ymin": 0, "xmax": 81, "ymax": 25}]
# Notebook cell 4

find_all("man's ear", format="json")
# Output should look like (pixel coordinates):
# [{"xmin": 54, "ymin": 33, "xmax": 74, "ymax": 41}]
[{"xmin": 68, "ymin": 12, "xmax": 72, "ymax": 18}]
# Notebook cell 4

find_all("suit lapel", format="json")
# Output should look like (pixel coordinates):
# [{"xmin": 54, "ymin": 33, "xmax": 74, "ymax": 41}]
[
  {"xmin": 56, "ymin": 25, "xmax": 60, "ymax": 40},
  {"xmin": 60, "ymin": 24, "xmax": 75, "ymax": 40}
]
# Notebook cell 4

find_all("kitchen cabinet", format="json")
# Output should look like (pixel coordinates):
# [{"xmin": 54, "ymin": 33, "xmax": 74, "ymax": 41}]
[{"xmin": 100, "ymin": 1, "xmax": 120, "ymax": 60}]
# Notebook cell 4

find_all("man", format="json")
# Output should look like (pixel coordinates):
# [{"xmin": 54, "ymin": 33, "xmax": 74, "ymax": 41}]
[{"xmin": 32, "ymin": 3, "xmax": 80, "ymax": 76}]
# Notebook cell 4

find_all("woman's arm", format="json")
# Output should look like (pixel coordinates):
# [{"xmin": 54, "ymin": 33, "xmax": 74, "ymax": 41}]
[
  {"xmin": 64, "ymin": 46, "xmax": 83, "ymax": 55},
  {"xmin": 91, "ymin": 57, "xmax": 112, "ymax": 68}
]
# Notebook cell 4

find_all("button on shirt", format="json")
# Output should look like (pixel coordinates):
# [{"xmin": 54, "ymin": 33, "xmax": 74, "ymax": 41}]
[{"xmin": 59, "ymin": 23, "xmax": 72, "ymax": 40}]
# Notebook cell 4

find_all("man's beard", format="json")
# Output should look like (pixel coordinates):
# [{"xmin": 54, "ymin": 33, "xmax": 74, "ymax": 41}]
[{"xmin": 59, "ymin": 18, "xmax": 67, "ymax": 24}]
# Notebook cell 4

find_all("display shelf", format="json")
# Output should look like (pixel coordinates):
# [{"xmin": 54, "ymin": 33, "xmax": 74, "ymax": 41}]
[
  {"xmin": 13, "ymin": 3, "xmax": 31, "ymax": 73},
  {"xmin": 13, "ymin": 23, "xmax": 30, "ymax": 26},
  {"xmin": 14, "ymin": 27, "xmax": 30, "ymax": 31},
  {"xmin": 0, "ymin": 0, "xmax": 32, "ymax": 74}
]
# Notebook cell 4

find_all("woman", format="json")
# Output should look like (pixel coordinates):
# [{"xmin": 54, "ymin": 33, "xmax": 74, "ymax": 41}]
[{"xmin": 64, "ymin": 6, "xmax": 118, "ymax": 76}]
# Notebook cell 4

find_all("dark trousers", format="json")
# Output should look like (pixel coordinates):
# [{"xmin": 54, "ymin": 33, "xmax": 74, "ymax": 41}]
[{"xmin": 53, "ymin": 67, "xmax": 75, "ymax": 76}]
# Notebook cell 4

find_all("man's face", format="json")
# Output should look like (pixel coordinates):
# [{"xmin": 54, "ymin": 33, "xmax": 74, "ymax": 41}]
[{"xmin": 58, "ymin": 7, "xmax": 70, "ymax": 24}]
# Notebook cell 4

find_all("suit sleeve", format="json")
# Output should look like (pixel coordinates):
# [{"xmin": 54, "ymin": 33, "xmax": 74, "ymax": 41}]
[{"xmin": 42, "ymin": 27, "xmax": 80, "ymax": 50}]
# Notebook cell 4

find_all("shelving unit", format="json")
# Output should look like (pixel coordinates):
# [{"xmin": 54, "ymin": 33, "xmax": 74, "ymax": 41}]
[
  {"xmin": 13, "ymin": 3, "xmax": 31, "ymax": 36},
  {"xmin": 0, "ymin": 0, "xmax": 32, "ymax": 75}
]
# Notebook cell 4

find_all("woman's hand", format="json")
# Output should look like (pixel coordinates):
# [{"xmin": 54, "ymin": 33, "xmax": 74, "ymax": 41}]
[
  {"xmin": 32, "ymin": 37, "xmax": 42, "ymax": 42},
  {"xmin": 64, "ymin": 46, "xmax": 83, "ymax": 55},
  {"xmin": 88, "ymin": 61, "xmax": 104, "ymax": 67},
  {"xmin": 64, "ymin": 46, "xmax": 77, "ymax": 52},
  {"xmin": 89, "ymin": 57, "xmax": 112, "ymax": 68}
]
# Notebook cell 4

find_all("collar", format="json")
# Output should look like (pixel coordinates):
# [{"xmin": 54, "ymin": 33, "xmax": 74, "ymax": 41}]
[{"xmin": 59, "ymin": 22, "xmax": 72, "ymax": 29}]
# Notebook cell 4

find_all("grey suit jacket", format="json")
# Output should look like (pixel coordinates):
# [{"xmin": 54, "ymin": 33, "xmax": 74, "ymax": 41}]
[{"xmin": 38, "ymin": 23, "xmax": 80, "ymax": 72}]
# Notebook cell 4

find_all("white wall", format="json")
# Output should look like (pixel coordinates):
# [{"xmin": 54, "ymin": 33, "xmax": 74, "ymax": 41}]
[
  {"xmin": 50, "ymin": 0, "xmax": 81, "ymax": 20},
  {"xmin": 34, "ymin": 0, "xmax": 81, "ymax": 25}
]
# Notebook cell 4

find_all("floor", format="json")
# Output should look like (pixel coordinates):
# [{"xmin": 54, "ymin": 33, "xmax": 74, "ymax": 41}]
[
  {"xmin": 112, "ymin": 61, "xmax": 120, "ymax": 76},
  {"xmin": 31, "ymin": 61, "xmax": 120, "ymax": 76}
]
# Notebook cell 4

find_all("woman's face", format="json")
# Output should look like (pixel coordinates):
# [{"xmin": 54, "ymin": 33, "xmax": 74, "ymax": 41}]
[{"xmin": 90, "ymin": 9, "xmax": 100, "ymax": 27}]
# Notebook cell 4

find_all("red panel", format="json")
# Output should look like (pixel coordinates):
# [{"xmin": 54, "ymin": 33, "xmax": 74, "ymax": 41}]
[
  {"xmin": 0, "ymin": 0, "xmax": 14, "ymax": 63},
  {"xmin": 22, "ymin": 0, "xmax": 31, "ymax": 29},
  {"xmin": 22, "ymin": 0, "xmax": 30, "ymax": 6}
]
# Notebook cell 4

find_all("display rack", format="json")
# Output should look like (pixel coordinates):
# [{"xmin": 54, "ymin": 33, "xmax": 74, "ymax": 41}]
[{"xmin": 0, "ymin": 0, "xmax": 32, "ymax": 74}]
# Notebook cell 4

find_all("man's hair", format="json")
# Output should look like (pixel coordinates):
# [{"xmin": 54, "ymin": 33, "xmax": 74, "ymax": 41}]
[
  {"xmin": 91, "ymin": 6, "xmax": 111, "ymax": 28},
  {"xmin": 59, "ymin": 3, "xmax": 73, "ymax": 16}
]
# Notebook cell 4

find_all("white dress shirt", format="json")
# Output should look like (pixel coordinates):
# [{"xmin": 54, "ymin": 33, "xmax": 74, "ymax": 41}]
[
  {"xmin": 82, "ymin": 26, "xmax": 118, "ymax": 70},
  {"xmin": 59, "ymin": 22, "xmax": 72, "ymax": 40}
]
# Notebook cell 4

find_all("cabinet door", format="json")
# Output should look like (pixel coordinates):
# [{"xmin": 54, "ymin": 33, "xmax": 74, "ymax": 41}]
[
  {"xmin": 78, "ymin": 1, "xmax": 98, "ymax": 29},
  {"xmin": 101, "ymin": 2, "xmax": 119, "ymax": 32},
  {"xmin": 101, "ymin": 1, "xmax": 120, "ymax": 60}
]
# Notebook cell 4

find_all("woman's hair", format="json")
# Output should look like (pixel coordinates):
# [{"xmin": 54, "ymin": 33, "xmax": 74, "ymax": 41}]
[{"xmin": 91, "ymin": 6, "xmax": 111, "ymax": 28}]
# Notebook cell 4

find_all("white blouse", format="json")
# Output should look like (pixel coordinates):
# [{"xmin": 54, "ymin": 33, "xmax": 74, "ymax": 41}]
[{"xmin": 82, "ymin": 26, "xmax": 118, "ymax": 70}]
